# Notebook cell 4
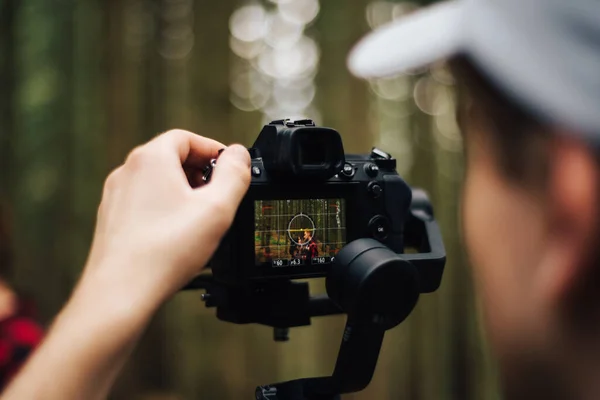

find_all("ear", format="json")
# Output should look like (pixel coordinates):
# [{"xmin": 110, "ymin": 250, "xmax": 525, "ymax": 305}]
[{"xmin": 537, "ymin": 134, "xmax": 600, "ymax": 305}]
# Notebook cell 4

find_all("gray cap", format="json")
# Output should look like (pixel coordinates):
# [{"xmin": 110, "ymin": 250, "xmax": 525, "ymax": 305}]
[{"xmin": 347, "ymin": 0, "xmax": 600, "ymax": 138}]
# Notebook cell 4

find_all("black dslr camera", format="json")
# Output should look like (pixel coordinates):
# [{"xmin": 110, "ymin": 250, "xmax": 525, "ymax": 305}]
[{"xmin": 186, "ymin": 119, "xmax": 446, "ymax": 400}]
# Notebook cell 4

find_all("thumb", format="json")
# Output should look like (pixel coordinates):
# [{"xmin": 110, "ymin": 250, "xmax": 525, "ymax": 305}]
[{"xmin": 199, "ymin": 144, "xmax": 251, "ymax": 213}]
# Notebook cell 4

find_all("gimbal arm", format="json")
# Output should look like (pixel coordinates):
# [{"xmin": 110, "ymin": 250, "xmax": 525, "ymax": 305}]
[
  {"xmin": 187, "ymin": 189, "xmax": 446, "ymax": 400},
  {"xmin": 255, "ymin": 190, "xmax": 446, "ymax": 400}
]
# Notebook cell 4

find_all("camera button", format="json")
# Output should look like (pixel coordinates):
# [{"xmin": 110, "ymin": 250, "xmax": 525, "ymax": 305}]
[
  {"xmin": 369, "ymin": 216, "xmax": 390, "ymax": 241},
  {"xmin": 340, "ymin": 163, "xmax": 355, "ymax": 178},
  {"xmin": 364, "ymin": 163, "xmax": 379, "ymax": 177},
  {"xmin": 252, "ymin": 166, "xmax": 262, "ymax": 177},
  {"xmin": 367, "ymin": 181, "xmax": 383, "ymax": 198}
]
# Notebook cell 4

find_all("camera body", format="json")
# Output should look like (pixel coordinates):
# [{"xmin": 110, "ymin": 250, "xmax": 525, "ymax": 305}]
[
  {"xmin": 210, "ymin": 119, "xmax": 413, "ymax": 285},
  {"xmin": 195, "ymin": 119, "xmax": 446, "ymax": 399}
]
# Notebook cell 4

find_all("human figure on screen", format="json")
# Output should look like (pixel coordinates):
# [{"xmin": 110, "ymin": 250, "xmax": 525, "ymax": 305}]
[
  {"xmin": 301, "ymin": 230, "xmax": 318, "ymax": 260},
  {"xmin": 263, "ymin": 247, "xmax": 272, "ymax": 263},
  {"xmin": 292, "ymin": 236, "xmax": 303, "ymax": 258}
]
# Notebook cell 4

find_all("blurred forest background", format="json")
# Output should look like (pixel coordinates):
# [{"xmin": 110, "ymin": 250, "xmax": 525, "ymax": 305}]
[{"xmin": 0, "ymin": 0, "xmax": 501, "ymax": 399}]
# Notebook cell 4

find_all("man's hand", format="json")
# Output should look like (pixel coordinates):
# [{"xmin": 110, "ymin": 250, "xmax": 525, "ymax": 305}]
[
  {"xmin": 82, "ymin": 129, "xmax": 251, "ymax": 306},
  {"xmin": 1, "ymin": 130, "xmax": 251, "ymax": 400}
]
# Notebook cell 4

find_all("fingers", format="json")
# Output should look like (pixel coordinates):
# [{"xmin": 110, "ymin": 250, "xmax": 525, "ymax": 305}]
[
  {"xmin": 121, "ymin": 129, "xmax": 226, "ymax": 190},
  {"xmin": 147, "ymin": 129, "xmax": 225, "ymax": 168},
  {"xmin": 198, "ymin": 144, "xmax": 251, "ymax": 218},
  {"xmin": 119, "ymin": 131, "xmax": 250, "ymax": 234}
]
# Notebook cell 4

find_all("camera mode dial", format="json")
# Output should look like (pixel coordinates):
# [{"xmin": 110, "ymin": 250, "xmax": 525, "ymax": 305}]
[
  {"xmin": 370, "ymin": 147, "xmax": 396, "ymax": 170},
  {"xmin": 370, "ymin": 147, "xmax": 391, "ymax": 159}
]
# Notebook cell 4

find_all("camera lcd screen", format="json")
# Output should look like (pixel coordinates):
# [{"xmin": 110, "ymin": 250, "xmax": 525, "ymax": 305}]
[{"xmin": 254, "ymin": 198, "xmax": 347, "ymax": 268}]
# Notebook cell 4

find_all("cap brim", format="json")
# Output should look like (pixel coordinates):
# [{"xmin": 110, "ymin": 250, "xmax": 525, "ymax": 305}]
[{"xmin": 347, "ymin": 1, "xmax": 465, "ymax": 78}]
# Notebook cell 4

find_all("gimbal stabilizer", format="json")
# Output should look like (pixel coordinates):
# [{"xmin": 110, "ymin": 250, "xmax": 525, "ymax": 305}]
[{"xmin": 185, "ymin": 189, "xmax": 445, "ymax": 399}]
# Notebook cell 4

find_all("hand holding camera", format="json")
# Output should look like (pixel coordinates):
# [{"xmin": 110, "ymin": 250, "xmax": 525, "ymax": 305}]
[{"xmin": 80, "ymin": 129, "xmax": 251, "ymax": 309}]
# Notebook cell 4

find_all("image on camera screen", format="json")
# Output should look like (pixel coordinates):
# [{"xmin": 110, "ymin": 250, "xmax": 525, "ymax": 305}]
[{"xmin": 254, "ymin": 198, "xmax": 346, "ymax": 268}]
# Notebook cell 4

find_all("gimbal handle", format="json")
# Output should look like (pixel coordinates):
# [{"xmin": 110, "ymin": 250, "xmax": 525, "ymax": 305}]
[{"xmin": 256, "ymin": 323, "xmax": 385, "ymax": 400}]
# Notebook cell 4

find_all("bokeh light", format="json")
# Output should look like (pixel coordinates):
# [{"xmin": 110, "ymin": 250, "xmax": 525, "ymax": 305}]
[
  {"xmin": 369, "ymin": 76, "xmax": 413, "ymax": 101},
  {"xmin": 365, "ymin": 1, "xmax": 462, "ymax": 181},
  {"xmin": 366, "ymin": 1, "xmax": 419, "ymax": 29},
  {"xmin": 278, "ymin": 0, "xmax": 320, "ymax": 26},
  {"xmin": 414, "ymin": 76, "xmax": 450, "ymax": 116},
  {"xmin": 229, "ymin": 5, "xmax": 269, "ymax": 42},
  {"xmin": 257, "ymin": 36, "xmax": 319, "ymax": 80},
  {"xmin": 431, "ymin": 61, "xmax": 455, "ymax": 85},
  {"xmin": 391, "ymin": 2, "xmax": 419, "ymax": 19},
  {"xmin": 366, "ymin": 1, "xmax": 396, "ymax": 29},
  {"xmin": 264, "ymin": 12, "xmax": 304, "ymax": 49},
  {"xmin": 229, "ymin": 36, "xmax": 266, "ymax": 60},
  {"xmin": 229, "ymin": 0, "xmax": 321, "ymax": 125},
  {"xmin": 272, "ymin": 80, "xmax": 316, "ymax": 110}
]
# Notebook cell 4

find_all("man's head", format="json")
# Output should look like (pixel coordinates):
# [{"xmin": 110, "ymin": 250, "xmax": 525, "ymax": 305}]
[
  {"xmin": 349, "ymin": 0, "xmax": 600, "ymax": 398},
  {"xmin": 451, "ymin": 56, "xmax": 600, "ymax": 398},
  {"xmin": 303, "ymin": 230, "xmax": 312, "ymax": 241}
]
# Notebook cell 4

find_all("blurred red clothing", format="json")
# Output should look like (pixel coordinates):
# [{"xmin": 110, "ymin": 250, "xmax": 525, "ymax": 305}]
[{"xmin": 0, "ymin": 298, "xmax": 44, "ymax": 388}]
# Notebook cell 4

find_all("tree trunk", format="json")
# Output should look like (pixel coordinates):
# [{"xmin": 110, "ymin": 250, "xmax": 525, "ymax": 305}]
[{"xmin": 0, "ymin": 0, "xmax": 16, "ymax": 202}]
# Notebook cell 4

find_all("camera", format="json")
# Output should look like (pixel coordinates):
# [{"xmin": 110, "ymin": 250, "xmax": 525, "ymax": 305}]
[
  {"xmin": 187, "ymin": 119, "xmax": 446, "ymax": 400},
  {"xmin": 208, "ymin": 118, "xmax": 436, "ymax": 287}
]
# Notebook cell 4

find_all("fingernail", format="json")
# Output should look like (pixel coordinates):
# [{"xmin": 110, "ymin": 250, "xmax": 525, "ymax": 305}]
[{"xmin": 228, "ymin": 144, "xmax": 251, "ymax": 165}]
